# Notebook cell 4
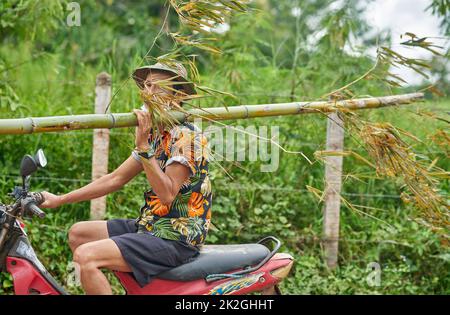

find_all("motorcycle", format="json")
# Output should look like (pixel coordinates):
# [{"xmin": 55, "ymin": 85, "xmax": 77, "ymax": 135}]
[{"xmin": 0, "ymin": 149, "xmax": 294, "ymax": 295}]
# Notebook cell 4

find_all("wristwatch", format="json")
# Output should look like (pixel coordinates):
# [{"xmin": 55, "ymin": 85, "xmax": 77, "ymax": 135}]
[{"xmin": 135, "ymin": 145, "xmax": 156, "ymax": 160}]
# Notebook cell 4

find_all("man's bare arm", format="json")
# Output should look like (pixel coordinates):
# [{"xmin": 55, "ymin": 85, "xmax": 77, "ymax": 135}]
[
  {"xmin": 59, "ymin": 156, "xmax": 143, "ymax": 205},
  {"xmin": 141, "ymin": 157, "xmax": 191, "ymax": 206}
]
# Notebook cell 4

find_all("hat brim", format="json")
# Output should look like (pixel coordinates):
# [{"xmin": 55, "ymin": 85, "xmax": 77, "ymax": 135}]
[{"xmin": 132, "ymin": 66, "xmax": 196, "ymax": 96}]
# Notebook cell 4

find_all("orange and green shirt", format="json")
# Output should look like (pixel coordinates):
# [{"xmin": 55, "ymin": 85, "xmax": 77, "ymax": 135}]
[{"xmin": 133, "ymin": 121, "xmax": 212, "ymax": 248}]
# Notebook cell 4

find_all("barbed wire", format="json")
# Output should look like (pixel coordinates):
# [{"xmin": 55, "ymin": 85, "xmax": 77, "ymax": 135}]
[{"xmin": 0, "ymin": 173, "xmax": 408, "ymax": 199}]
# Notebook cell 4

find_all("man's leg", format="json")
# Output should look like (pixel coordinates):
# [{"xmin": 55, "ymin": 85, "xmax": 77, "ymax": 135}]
[
  {"xmin": 73, "ymin": 238, "xmax": 132, "ymax": 295},
  {"xmin": 68, "ymin": 221, "xmax": 109, "ymax": 252}
]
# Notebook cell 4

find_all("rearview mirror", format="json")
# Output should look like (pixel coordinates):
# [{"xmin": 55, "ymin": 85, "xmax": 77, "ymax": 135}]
[
  {"xmin": 20, "ymin": 149, "xmax": 47, "ymax": 177},
  {"xmin": 35, "ymin": 149, "xmax": 47, "ymax": 168}
]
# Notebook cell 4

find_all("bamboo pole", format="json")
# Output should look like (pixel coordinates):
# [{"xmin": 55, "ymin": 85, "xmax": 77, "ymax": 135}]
[{"xmin": 0, "ymin": 93, "xmax": 424, "ymax": 135}]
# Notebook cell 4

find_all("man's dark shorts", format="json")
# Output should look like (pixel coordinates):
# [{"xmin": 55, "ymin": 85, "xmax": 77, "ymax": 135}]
[{"xmin": 107, "ymin": 218, "xmax": 200, "ymax": 287}]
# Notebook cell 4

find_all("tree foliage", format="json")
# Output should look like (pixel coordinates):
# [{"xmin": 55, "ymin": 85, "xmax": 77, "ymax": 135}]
[{"xmin": 0, "ymin": 0, "xmax": 448, "ymax": 294}]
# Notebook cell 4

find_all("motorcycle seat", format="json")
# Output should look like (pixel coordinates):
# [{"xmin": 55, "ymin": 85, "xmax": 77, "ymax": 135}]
[{"xmin": 157, "ymin": 243, "xmax": 270, "ymax": 281}]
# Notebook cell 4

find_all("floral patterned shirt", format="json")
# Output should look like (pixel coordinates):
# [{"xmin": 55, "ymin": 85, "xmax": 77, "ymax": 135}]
[{"xmin": 133, "ymin": 121, "xmax": 212, "ymax": 248}]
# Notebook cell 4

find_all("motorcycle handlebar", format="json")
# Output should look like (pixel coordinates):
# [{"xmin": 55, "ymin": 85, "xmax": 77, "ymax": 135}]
[
  {"xmin": 28, "ymin": 202, "xmax": 46, "ymax": 219},
  {"xmin": 21, "ymin": 192, "xmax": 46, "ymax": 219},
  {"xmin": 31, "ymin": 192, "xmax": 45, "ymax": 205}
]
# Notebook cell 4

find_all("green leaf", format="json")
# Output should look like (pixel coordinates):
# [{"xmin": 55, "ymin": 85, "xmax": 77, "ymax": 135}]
[{"xmin": 3, "ymin": 279, "xmax": 12, "ymax": 288}]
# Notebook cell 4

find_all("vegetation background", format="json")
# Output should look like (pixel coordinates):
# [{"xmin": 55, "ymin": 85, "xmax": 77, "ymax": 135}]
[{"xmin": 0, "ymin": 0, "xmax": 448, "ymax": 294}]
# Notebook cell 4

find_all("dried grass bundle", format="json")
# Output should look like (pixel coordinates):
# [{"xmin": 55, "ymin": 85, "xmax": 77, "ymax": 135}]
[
  {"xmin": 168, "ymin": 0, "xmax": 248, "ymax": 54},
  {"xmin": 139, "ymin": 79, "xmax": 190, "ymax": 141},
  {"xmin": 344, "ymin": 111, "xmax": 449, "ymax": 235}
]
